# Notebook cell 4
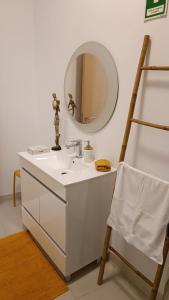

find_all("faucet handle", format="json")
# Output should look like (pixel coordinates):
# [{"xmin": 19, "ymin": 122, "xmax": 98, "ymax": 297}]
[
  {"xmin": 70, "ymin": 139, "xmax": 82, "ymax": 144},
  {"xmin": 66, "ymin": 140, "xmax": 77, "ymax": 146},
  {"xmin": 73, "ymin": 140, "xmax": 83, "ymax": 157},
  {"xmin": 65, "ymin": 139, "xmax": 82, "ymax": 158}
]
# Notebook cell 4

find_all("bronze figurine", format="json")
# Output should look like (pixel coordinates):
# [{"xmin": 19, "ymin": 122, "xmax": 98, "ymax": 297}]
[{"xmin": 51, "ymin": 93, "xmax": 61, "ymax": 151}]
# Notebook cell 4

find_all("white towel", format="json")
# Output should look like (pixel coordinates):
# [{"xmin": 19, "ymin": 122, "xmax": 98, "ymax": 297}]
[{"xmin": 107, "ymin": 162, "xmax": 169, "ymax": 264}]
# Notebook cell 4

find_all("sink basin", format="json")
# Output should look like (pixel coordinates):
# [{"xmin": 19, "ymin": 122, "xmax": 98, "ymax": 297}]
[
  {"xmin": 33, "ymin": 151, "xmax": 90, "ymax": 173},
  {"xmin": 68, "ymin": 158, "xmax": 90, "ymax": 171},
  {"xmin": 34, "ymin": 151, "xmax": 70, "ymax": 170},
  {"xmin": 58, "ymin": 158, "xmax": 90, "ymax": 176}
]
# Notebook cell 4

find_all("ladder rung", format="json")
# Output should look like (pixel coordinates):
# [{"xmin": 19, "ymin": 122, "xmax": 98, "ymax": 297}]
[
  {"xmin": 131, "ymin": 118, "xmax": 169, "ymax": 131},
  {"xmin": 142, "ymin": 66, "xmax": 169, "ymax": 71},
  {"xmin": 109, "ymin": 246, "xmax": 154, "ymax": 287}
]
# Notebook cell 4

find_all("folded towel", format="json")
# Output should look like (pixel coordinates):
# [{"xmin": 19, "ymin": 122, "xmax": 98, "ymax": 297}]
[
  {"xmin": 95, "ymin": 159, "xmax": 111, "ymax": 172},
  {"xmin": 107, "ymin": 162, "xmax": 169, "ymax": 264}
]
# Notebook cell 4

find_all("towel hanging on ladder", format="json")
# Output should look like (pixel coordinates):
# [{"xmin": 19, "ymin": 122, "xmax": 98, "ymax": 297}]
[{"xmin": 107, "ymin": 162, "xmax": 169, "ymax": 264}]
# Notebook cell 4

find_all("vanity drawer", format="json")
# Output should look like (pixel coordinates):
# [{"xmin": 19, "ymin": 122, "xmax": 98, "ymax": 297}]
[
  {"xmin": 21, "ymin": 169, "xmax": 40, "ymax": 222},
  {"xmin": 39, "ymin": 184, "xmax": 66, "ymax": 252},
  {"xmin": 22, "ymin": 207, "xmax": 67, "ymax": 276}
]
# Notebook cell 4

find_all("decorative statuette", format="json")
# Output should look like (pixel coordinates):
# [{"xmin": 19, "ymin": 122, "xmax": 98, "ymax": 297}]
[
  {"xmin": 68, "ymin": 93, "xmax": 77, "ymax": 116},
  {"xmin": 51, "ymin": 93, "xmax": 61, "ymax": 151}
]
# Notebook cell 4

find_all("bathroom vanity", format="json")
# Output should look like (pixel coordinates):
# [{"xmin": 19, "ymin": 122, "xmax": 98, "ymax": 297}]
[{"xmin": 19, "ymin": 150, "xmax": 116, "ymax": 278}]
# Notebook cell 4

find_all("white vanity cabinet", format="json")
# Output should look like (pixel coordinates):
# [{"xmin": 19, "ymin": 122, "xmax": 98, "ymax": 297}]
[{"xmin": 19, "ymin": 152, "xmax": 116, "ymax": 277}]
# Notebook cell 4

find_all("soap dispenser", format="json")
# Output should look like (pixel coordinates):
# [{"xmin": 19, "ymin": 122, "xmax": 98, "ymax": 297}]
[{"xmin": 83, "ymin": 140, "xmax": 94, "ymax": 163}]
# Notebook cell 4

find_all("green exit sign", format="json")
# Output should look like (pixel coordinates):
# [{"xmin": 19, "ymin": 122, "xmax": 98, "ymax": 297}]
[{"xmin": 145, "ymin": 0, "xmax": 168, "ymax": 20}]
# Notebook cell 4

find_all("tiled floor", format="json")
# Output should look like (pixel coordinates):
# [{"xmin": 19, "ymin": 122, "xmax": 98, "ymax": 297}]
[
  {"xmin": 0, "ymin": 198, "xmax": 168, "ymax": 300},
  {"xmin": 58, "ymin": 262, "xmax": 147, "ymax": 300}
]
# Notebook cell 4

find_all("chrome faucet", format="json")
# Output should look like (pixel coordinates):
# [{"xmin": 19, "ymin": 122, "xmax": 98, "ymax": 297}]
[{"xmin": 65, "ymin": 139, "xmax": 83, "ymax": 158}]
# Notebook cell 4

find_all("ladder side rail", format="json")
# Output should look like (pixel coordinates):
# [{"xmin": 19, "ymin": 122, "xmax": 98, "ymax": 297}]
[
  {"xmin": 119, "ymin": 35, "xmax": 150, "ymax": 162},
  {"xmin": 150, "ymin": 236, "xmax": 169, "ymax": 300}
]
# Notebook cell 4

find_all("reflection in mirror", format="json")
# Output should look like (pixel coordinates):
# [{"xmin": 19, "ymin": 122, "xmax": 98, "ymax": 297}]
[
  {"xmin": 67, "ymin": 53, "xmax": 106, "ymax": 124},
  {"xmin": 68, "ymin": 93, "xmax": 77, "ymax": 117},
  {"xmin": 65, "ymin": 42, "xmax": 119, "ymax": 133}
]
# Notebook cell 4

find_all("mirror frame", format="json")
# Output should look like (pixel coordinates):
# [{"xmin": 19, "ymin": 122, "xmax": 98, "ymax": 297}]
[{"xmin": 64, "ymin": 41, "xmax": 119, "ymax": 133}]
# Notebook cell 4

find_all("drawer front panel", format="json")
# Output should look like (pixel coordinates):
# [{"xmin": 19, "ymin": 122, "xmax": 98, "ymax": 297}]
[
  {"xmin": 22, "ymin": 207, "xmax": 67, "ymax": 276},
  {"xmin": 39, "ymin": 184, "xmax": 66, "ymax": 252},
  {"xmin": 21, "ymin": 169, "xmax": 40, "ymax": 222}
]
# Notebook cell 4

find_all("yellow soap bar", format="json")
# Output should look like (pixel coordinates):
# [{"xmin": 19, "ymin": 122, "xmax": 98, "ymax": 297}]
[{"xmin": 95, "ymin": 159, "xmax": 111, "ymax": 172}]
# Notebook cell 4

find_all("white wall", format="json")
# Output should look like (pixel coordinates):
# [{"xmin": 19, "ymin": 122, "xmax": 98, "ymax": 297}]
[
  {"xmin": 0, "ymin": 0, "xmax": 40, "ymax": 195},
  {"xmin": 1, "ymin": 0, "xmax": 169, "ymax": 296},
  {"xmin": 34, "ymin": 0, "xmax": 169, "ymax": 296}
]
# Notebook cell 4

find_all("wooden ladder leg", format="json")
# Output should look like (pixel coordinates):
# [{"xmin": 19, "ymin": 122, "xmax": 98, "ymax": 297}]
[
  {"xmin": 97, "ymin": 226, "xmax": 112, "ymax": 285},
  {"xmin": 13, "ymin": 171, "xmax": 16, "ymax": 207},
  {"xmin": 149, "ymin": 236, "xmax": 169, "ymax": 300}
]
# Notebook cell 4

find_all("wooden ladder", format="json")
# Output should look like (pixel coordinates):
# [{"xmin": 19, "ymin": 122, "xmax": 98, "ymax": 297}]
[{"xmin": 97, "ymin": 35, "xmax": 169, "ymax": 300}]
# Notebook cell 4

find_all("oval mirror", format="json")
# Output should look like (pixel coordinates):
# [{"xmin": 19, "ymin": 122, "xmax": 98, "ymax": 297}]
[{"xmin": 64, "ymin": 41, "xmax": 119, "ymax": 132}]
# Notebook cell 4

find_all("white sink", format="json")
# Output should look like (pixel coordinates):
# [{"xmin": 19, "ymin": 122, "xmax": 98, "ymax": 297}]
[
  {"xmin": 68, "ymin": 158, "xmax": 90, "ymax": 171},
  {"xmin": 34, "ymin": 151, "xmax": 70, "ymax": 170},
  {"xmin": 33, "ymin": 151, "xmax": 90, "ymax": 174},
  {"xmin": 18, "ymin": 150, "xmax": 114, "ymax": 187}
]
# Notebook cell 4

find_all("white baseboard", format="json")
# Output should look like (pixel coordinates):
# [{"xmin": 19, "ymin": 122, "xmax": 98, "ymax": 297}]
[{"xmin": 0, "ymin": 192, "xmax": 21, "ymax": 201}]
